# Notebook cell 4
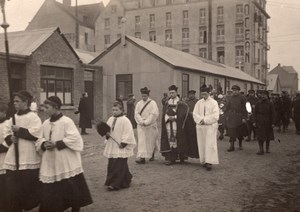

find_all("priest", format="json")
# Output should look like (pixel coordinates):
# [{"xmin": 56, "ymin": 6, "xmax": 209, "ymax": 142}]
[{"xmin": 193, "ymin": 85, "xmax": 219, "ymax": 171}]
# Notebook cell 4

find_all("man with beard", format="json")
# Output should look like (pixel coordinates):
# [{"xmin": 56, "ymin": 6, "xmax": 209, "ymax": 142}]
[
  {"xmin": 246, "ymin": 90, "xmax": 258, "ymax": 141},
  {"xmin": 161, "ymin": 85, "xmax": 190, "ymax": 165},
  {"xmin": 254, "ymin": 90, "xmax": 275, "ymax": 155},
  {"xmin": 224, "ymin": 85, "xmax": 248, "ymax": 152}
]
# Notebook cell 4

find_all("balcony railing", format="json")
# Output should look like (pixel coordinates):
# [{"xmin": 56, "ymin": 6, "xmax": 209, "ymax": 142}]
[
  {"xmin": 254, "ymin": 57, "xmax": 260, "ymax": 64},
  {"xmin": 199, "ymin": 18, "xmax": 206, "ymax": 25},
  {"xmin": 236, "ymin": 13, "xmax": 243, "ymax": 21},
  {"xmin": 182, "ymin": 38, "xmax": 189, "ymax": 45},
  {"xmin": 217, "ymin": 15, "xmax": 224, "ymax": 23},
  {"xmin": 216, "ymin": 35, "xmax": 225, "ymax": 42},
  {"xmin": 235, "ymin": 34, "xmax": 244, "ymax": 41}
]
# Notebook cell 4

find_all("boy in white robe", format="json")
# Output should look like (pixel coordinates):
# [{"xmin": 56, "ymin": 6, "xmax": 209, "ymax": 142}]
[
  {"xmin": 0, "ymin": 102, "xmax": 9, "ymax": 211},
  {"xmin": 135, "ymin": 87, "xmax": 159, "ymax": 164},
  {"xmin": 193, "ymin": 85, "xmax": 220, "ymax": 171},
  {"xmin": 3, "ymin": 90, "xmax": 42, "ymax": 211},
  {"xmin": 37, "ymin": 96, "xmax": 92, "ymax": 212},
  {"xmin": 104, "ymin": 101, "xmax": 136, "ymax": 191}
]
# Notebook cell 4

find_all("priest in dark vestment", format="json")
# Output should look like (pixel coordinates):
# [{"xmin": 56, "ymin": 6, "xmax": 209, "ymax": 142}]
[
  {"xmin": 184, "ymin": 90, "xmax": 199, "ymax": 158},
  {"xmin": 126, "ymin": 94, "xmax": 137, "ymax": 129}
]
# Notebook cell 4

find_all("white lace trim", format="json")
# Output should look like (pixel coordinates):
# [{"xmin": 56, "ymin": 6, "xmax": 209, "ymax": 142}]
[
  {"xmin": 40, "ymin": 167, "xmax": 83, "ymax": 183},
  {"xmin": 0, "ymin": 170, "xmax": 6, "ymax": 175},
  {"xmin": 4, "ymin": 163, "xmax": 40, "ymax": 171},
  {"xmin": 103, "ymin": 152, "xmax": 134, "ymax": 158}
]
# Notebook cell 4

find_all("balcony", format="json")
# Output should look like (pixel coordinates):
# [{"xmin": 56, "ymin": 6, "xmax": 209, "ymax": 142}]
[
  {"xmin": 199, "ymin": 18, "xmax": 206, "ymax": 26},
  {"xmin": 216, "ymin": 35, "xmax": 225, "ymax": 43},
  {"xmin": 236, "ymin": 13, "xmax": 243, "ymax": 22},
  {"xmin": 217, "ymin": 16, "xmax": 224, "ymax": 23},
  {"xmin": 182, "ymin": 38, "xmax": 189, "ymax": 45},
  {"xmin": 165, "ymin": 40, "xmax": 172, "ymax": 47},
  {"xmin": 235, "ymin": 34, "xmax": 244, "ymax": 42},
  {"xmin": 235, "ymin": 56, "xmax": 244, "ymax": 64},
  {"xmin": 254, "ymin": 57, "xmax": 260, "ymax": 64},
  {"xmin": 183, "ymin": 19, "xmax": 188, "ymax": 26},
  {"xmin": 135, "ymin": 24, "xmax": 141, "ymax": 31},
  {"xmin": 149, "ymin": 22, "xmax": 155, "ymax": 29},
  {"xmin": 166, "ymin": 21, "xmax": 171, "ymax": 28}
]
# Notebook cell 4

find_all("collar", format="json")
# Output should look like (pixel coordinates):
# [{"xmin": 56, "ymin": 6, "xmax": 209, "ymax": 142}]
[
  {"xmin": 113, "ymin": 113, "xmax": 124, "ymax": 118},
  {"xmin": 50, "ymin": 113, "xmax": 63, "ymax": 122},
  {"xmin": 16, "ymin": 108, "xmax": 31, "ymax": 116},
  {"xmin": 0, "ymin": 117, "xmax": 7, "ymax": 124}
]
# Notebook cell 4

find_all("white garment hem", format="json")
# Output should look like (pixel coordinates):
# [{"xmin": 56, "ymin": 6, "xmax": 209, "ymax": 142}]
[
  {"xmin": 40, "ymin": 167, "xmax": 83, "ymax": 183},
  {"xmin": 4, "ymin": 163, "xmax": 40, "ymax": 171}
]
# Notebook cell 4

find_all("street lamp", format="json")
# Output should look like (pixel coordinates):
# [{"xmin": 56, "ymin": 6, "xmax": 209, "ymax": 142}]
[{"xmin": 0, "ymin": 0, "xmax": 19, "ymax": 171}]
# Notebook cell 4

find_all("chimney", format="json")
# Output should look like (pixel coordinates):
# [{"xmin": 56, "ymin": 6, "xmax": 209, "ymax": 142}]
[
  {"xmin": 278, "ymin": 63, "xmax": 281, "ymax": 66},
  {"xmin": 121, "ymin": 17, "xmax": 127, "ymax": 46},
  {"xmin": 63, "ymin": 0, "xmax": 72, "ymax": 6}
]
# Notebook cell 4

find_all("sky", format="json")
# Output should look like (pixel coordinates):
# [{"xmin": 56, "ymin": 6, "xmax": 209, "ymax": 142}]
[{"xmin": 0, "ymin": 0, "xmax": 300, "ymax": 80}]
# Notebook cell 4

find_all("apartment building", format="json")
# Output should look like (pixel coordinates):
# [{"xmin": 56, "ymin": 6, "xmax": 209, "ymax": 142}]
[{"xmin": 95, "ymin": 0, "xmax": 270, "ymax": 83}]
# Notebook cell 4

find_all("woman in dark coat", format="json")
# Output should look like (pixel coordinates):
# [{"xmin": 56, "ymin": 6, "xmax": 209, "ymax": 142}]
[
  {"xmin": 254, "ymin": 90, "xmax": 275, "ymax": 155},
  {"xmin": 77, "ymin": 92, "xmax": 92, "ymax": 135}
]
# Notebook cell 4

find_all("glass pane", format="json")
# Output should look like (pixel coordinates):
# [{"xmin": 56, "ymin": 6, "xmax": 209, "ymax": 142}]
[
  {"xmin": 56, "ymin": 80, "xmax": 63, "ymax": 92},
  {"xmin": 64, "ymin": 81, "xmax": 72, "ymax": 92},
  {"xmin": 64, "ymin": 69, "xmax": 72, "ymax": 79},
  {"xmin": 56, "ymin": 69, "xmax": 64, "ymax": 79},
  {"xmin": 57, "ymin": 93, "xmax": 64, "ymax": 104},
  {"xmin": 40, "ymin": 79, "xmax": 47, "ymax": 92},
  {"xmin": 40, "ymin": 92, "xmax": 47, "ymax": 104},
  {"xmin": 48, "ymin": 80, "xmax": 55, "ymax": 92}
]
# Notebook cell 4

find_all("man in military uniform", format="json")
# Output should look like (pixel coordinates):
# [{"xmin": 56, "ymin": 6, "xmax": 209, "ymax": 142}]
[
  {"xmin": 224, "ymin": 85, "xmax": 248, "ymax": 151},
  {"xmin": 292, "ymin": 91, "xmax": 300, "ymax": 135},
  {"xmin": 246, "ymin": 90, "xmax": 258, "ymax": 141}
]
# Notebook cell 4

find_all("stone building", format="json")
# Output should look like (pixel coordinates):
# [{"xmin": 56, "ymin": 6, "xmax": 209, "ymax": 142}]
[
  {"xmin": 95, "ymin": 0, "xmax": 270, "ymax": 83},
  {"xmin": 0, "ymin": 27, "xmax": 103, "ymax": 121},
  {"xmin": 27, "ymin": 0, "xmax": 104, "ymax": 52},
  {"xmin": 91, "ymin": 35, "xmax": 264, "ymax": 120}
]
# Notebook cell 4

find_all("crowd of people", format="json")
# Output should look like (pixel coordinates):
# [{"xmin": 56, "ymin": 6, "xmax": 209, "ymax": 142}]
[{"xmin": 0, "ymin": 85, "xmax": 299, "ymax": 211}]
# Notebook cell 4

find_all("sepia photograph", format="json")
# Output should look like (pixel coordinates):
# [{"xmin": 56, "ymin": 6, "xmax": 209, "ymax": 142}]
[{"xmin": 0, "ymin": 0, "xmax": 299, "ymax": 211}]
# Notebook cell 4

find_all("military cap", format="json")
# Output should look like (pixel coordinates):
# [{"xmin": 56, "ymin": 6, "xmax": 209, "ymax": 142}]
[
  {"xmin": 188, "ymin": 90, "xmax": 196, "ymax": 94},
  {"xmin": 231, "ymin": 85, "xmax": 241, "ymax": 91},
  {"xmin": 168, "ymin": 85, "xmax": 178, "ymax": 91},
  {"xmin": 200, "ymin": 84, "xmax": 210, "ymax": 93}
]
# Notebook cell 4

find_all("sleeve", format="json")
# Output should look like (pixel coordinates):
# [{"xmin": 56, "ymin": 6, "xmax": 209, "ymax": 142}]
[
  {"xmin": 17, "ymin": 127, "xmax": 38, "ymax": 141},
  {"xmin": 203, "ymin": 100, "xmax": 220, "ymax": 125},
  {"xmin": 193, "ymin": 101, "xmax": 203, "ymax": 124},
  {"xmin": 26, "ymin": 113, "xmax": 43, "ymax": 141},
  {"xmin": 143, "ymin": 102, "xmax": 159, "ymax": 126},
  {"xmin": 61, "ymin": 119, "xmax": 83, "ymax": 152},
  {"xmin": 134, "ymin": 102, "xmax": 144, "ymax": 125},
  {"xmin": 35, "ymin": 121, "xmax": 48, "ymax": 152},
  {"xmin": 3, "ymin": 118, "xmax": 13, "ymax": 146},
  {"xmin": 120, "ymin": 118, "xmax": 136, "ymax": 145}
]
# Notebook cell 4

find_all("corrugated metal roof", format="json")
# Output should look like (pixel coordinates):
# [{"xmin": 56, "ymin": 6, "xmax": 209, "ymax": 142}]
[
  {"xmin": 75, "ymin": 48, "xmax": 99, "ymax": 64},
  {"xmin": 267, "ymin": 74, "xmax": 279, "ymax": 90},
  {"xmin": 126, "ymin": 36, "xmax": 264, "ymax": 85},
  {"xmin": 0, "ymin": 27, "xmax": 57, "ymax": 56}
]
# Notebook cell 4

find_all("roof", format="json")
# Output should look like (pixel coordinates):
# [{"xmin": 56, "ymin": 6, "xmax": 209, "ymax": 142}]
[
  {"xmin": 0, "ymin": 27, "xmax": 80, "ymax": 61},
  {"xmin": 55, "ymin": 2, "xmax": 104, "ymax": 28},
  {"xmin": 92, "ymin": 36, "xmax": 264, "ymax": 85},
  {"xmin": 267, "ymin": 74, "xmax": 279, "ymax": 91},
  {"xmin": 75, "ymin": 48, "xmax": 100, "ymax": 64},
  {"xmin": 269, "ymin": 65, "xmax": 298, "ymax": 75}
]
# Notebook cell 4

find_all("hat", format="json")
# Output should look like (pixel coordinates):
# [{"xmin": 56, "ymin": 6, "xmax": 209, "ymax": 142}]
[
  {"xmin": 271, "ymin": 92, "xmax": 279, "ymax": 96},
  {"xmin": 188, "ymin": 90, "xmax": 196, "ymax": 94},
  {"xmin": 44, "ymin": 96, "xmax": 62, "ymax": 109},
  {"xmin": 200, "ymin": 84, "xmax": 210, "ymax": 93},
  {"xmin": 140, "ymin": 87, "xmax": 150, "ymax": 94},
  {"xmin": 128, "ymin": 93, "xmax": 134, "ymax": 97},
  {"xmin": 257, "ymin": 90, "xmax": 269, "ymax": 96},
  {"xmin": 13, "ymin": 90, "xmax": 33, "ymax": 102},
  {"xmin": 168, "ymin": 85, "xmax": 178, "ymax": 91},
  {"xmin": 248, "ymin": 89, "xmax": 255, "ymax": 94},
  {"xmin": 231, "ymin": 85, "xmax": 240, "ymax": 91}
]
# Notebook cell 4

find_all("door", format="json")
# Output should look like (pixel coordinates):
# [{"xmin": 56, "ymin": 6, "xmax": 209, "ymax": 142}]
[{"xmin": 84, "ymin": 70, "xmax": 94, "ymax": 120}]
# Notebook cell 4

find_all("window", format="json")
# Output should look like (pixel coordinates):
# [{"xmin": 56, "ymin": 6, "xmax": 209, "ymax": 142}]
[
  {"xmin": 214, "ymin": 79, "xmax": 219, "ymax": 91},
  {"xmin": 111, "ymin": 5, "xmax": 117, "ymax": 14},
  {"xmin": 235, "ymin": 23, "xmax": 244, "ymax": 41},
  {"xmin": 244, "ymin": 83, "xmax": 247, "ymax": 92},
  {"xmin": 199, "ymin": 26, "xmax": 207, "ymax": 44},
  {"xmin": 245, "ymin": 17, "xmax": 250, "ymax": 28},
  {"xmin": 217, "ymin": 47, "xmax": 225, "ymax": 64},
  {"xmin": 116, "ymin": 74, "xmax": 132, "ymax": 100},
  {"xmin": 135, "ymin": 32, "xmax": 141, "ymax": 39},
  {"xmin": 182, "ymin": 28, "xmax": 189, "ymax": 44},
  {"xmin": 236, "ymin": 4, "xmax": 243, "ymax": 20},
  {"xmin": 104, "ymin": 35, "xmax": 110, "ymax": 45},
  {"xmin": 216, "ymin": 25, "xmax": 225, "ymax": 42},
  {"xmin": 199, "ymin": 48, "xmax": 207, "ymax": 58},
  {"xmin": 257, "ymin": 69, "xmax": 261, "ymax": 79},
  {"xmin": 226, "ymin": 80, "xmax": 230, "ymax": 92},
  {"xmin": 150, "ymin": 14, "xmax": 155, "ymax": 28},
  {"xmin": 217, "ymin": 6, "xmax": 224, "ymax": 23},
  {"xmin": 40, "ymin": 66, "xmax": 73, "ymax": 105},
  {"xmin": 235, "ymin": 46, "xmax": 244, "ymax": 68},
  {"xmin": 135, "ymin": 16, "xmax": 140, "ymax": 31},
  {"xmin": 245, "ymin": 29, "xmax": 250, "ymax": 40},
  {"xmin": 11, "ymin": 63, "xmax": 26, "ymax": 92},
  {"xmin": 199, "ymin": 8, "xmax": 206, "ymax": 25},
  {"xmin": 165, "ymin": 29, "xmax": 172, "ymax": 47},
  {"xmin": 183, "ymin": 10, "xmax": 188, "ymax": 26},
  {"xmin": 244, "ymin": 4, "xmax": 249, "ymax": 16},
  {"xmin": 166, "ymin": 12, "xmax": 171, "ymax": 28},
  {"xmin": 200, "ymin": 76, "xmax": 206, "ymax": 87},
  {"xmin": 104, "ymin": 18, "xmax": 110, "ymax": 29},
  {"xmin": 149, "ymin": 31, "xmax": 156, "ymax": 42},
  {"xmin": 84, "ymin": 32, "xmax": 88, "ymax": 45},
  {"xmin": 182, "ymin": 74, "xmax": 189, "ymax": 98},
  {"xmin": 118, "ymin": 17, "xmax": 122, "ymax": 27},
  {"xmin": 166, "ymin": 0, "xmax": 172, "ymax": 5}
]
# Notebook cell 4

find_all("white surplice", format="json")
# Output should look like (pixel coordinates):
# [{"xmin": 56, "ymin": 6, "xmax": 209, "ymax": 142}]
[
  {"xmin": 103, "ymin": 116, "xmax": 136, "ymax": 158},
  {"xmin": 0, "ymin": 120, "xmax": 9, "ymax": 175},
  {"xmin": 36, "ymin": 116, "xmax": 84, "ymax": 183},
  {"xmin": 193, "ymin": 96, "xmax": 220, "ymax": 164},
  {"xmin": 134, "ymin": 98, "xmax": 159, "ymax": 158}
]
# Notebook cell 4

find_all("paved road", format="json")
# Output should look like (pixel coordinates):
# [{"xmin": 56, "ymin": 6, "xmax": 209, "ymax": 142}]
[{"xmin": 77, "ymin": 124, "xmax": 299, "ymax": 212}]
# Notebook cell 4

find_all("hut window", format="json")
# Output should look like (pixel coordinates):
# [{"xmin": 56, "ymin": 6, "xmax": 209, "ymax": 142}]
[
  {"xmin": 116, "ymin": 74, "xmax": 133, "ymax": 100},
  {"xmin": 182, "ymin": 74, "xmax": 189, "ymax": 98},
  {"xmin": 40, "ymin": 66, "xmax": 73, "ymax": 105}
]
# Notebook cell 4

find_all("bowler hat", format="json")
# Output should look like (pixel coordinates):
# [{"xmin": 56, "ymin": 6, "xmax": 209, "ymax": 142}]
[
  {"xmin": 200, "ymin": 84, "xmax": 210, "ymax": 93},
  {"xmin": 168, "ymin": 85, "xmax": 178, "ymax": 91},
  {"xmin": 188, "ymin": 90, "xmax": 196, "ymax": 94},
  {"xmin": 231, "ymin": 85, "xmax": 240, "ymax": 91}
]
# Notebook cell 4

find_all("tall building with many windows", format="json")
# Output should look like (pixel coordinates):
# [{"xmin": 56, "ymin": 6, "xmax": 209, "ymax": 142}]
[{"xmin": 95, "ymin": 0, "xmax": 270, "ymax": 83}]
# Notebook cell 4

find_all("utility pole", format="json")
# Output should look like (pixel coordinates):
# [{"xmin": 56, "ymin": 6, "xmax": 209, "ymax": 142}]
[
  {"xmin": 75, "ymin": 0, "xmax": 79, "ymax": 48},
  {"xmin": 208, "ymin": 0, "xmax": 212, "ymax": 60}
]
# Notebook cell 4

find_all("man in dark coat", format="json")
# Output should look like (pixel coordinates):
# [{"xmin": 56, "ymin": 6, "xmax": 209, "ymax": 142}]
[
  {"xmin": 77, "ymin": 92, "xmax": 92, "ymax": 135},
  {"xmin": 224, "ymin": 85, "xmax": 248, "ymax": 151},
  {"xmin": 246, "ymin": 90, "xmax": 258, "ymax": 141},
  {"xmin": 280, "ymin": 91, "xmax": 292, "ymax": 133},
  {"xmin": 126, "ymin": 94, "xmax": 137, "ymax": 129},
  {"xmin": 160, "ymin": 85, "xmax": 190, "ymax": 165},
  {"xmin": 270, "ymin": 92, "xmax": 283, "ymax": 132},
  {"xmin": 292, "ymin": 91, "xmax": 300, "ymax": 135},
  {"xmin": 254, "ymin": 90, "xmax": 275, "ymax": 155},
  {"xmin": 184, "ymin": 90, "xmax": 199, "ymax": 159}
]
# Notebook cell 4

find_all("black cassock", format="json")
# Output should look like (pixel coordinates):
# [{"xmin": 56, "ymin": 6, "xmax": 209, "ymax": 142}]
[{"xmin": 161, "ymin": 101, "xmax": 199, "ymax": 161}]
